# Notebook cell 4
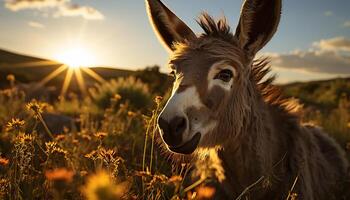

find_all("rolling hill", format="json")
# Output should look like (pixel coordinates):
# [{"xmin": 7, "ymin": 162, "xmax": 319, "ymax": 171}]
[
  {"xmin": 0, "ymin": 48, "xmax": 135, "ymax": 87},
  {"xmin": 1, "ymin": 47, "xmax": 349, "ymax": 110}
]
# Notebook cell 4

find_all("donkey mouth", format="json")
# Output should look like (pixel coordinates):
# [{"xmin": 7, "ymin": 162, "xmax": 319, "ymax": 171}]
[{"xmin": 169, "ymin": 132, "xmax": 201, "ymax": 154}]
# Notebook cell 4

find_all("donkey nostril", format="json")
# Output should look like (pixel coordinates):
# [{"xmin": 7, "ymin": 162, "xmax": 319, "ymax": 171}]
[
  {"xmin": 158, "ymin": 117, "xmax": 170, "ymax": 135},
  {"xmin": 172, "ymin": 117, "xmax": 186, "ymax": 135}
]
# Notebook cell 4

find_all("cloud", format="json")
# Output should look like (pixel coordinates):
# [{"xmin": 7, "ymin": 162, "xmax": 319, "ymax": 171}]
[
  {"xmin": 313, "ymin": 37, "xmax": 350, "ymax": 52},
  {"xmin": 265, "ymin": 37, "xmax": 350, "ymax": 75},
  {"xmin": 56, "ymin": 3, "xmax": 104, "ymax": 20},
  {"xmin": 324, "ymin": 11, "xmax": 333, "ymax": 17},
  {"xmin": 4, "ymin": 0, "xmax": 104, "ymax": 20},
  {"xmin": 344, "ymin": 21, "xmax": 350, "ymax": 28},
  {"xmin": 5, "ymin": 0, "xmax": 67, "ymax": 11},
  {"xmin": 28, "ymin": 21, "xmax": 45, "ymax": 28}
]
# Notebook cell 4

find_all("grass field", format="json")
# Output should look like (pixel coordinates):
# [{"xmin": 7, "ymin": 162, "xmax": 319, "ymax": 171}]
[{"xmin": 0, "ymin": 51, "xmax": 350, "ymax": 199}]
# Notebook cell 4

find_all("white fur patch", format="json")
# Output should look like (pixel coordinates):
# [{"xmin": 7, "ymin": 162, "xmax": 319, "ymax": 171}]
[
  {"xmin": 160, "ymin": 86, "xmax": 208, "ymax": 141},
  {"xmin": 207, "ymin": 61, "xmax": 236, "ymax": 91},
  {"xmin": 161, "ymin": 86, "xmax": 204, "ymax": 121}
]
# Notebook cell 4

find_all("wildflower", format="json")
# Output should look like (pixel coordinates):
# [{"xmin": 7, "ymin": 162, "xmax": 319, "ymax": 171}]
[
  {"xmin": 148, "ymin": 174, "xmax": 168, "ymax": 187},
  {"xmin": 94, "ymin": 132, "xmax": 107, "ymax": 139},
  {"xmin": 26, "ymin": 100, "xmax": 44, "ymax": 114},
  {"xmin": 168, "ymin": 175, "xmax": 182, "ymax": 184},
  {"xmin": 17, "ymin": 134, "xmax": 34, "ymax": 143},
  {"xmin": 134, "ymin": 170, "xmax": 151, "ymax": 178},
  {"xmin": 72, "ymin": 139, "xmax": 79, "ymax": 145},
  {"xmin": 196, "ymin": 186, "xmax": 216, "ymax": 199},
  {"xmin": 45, "ymin": 168, "xmax": 74, "ymax": 183},
  {"xmin": 6, "ymin": 74, "xmax": 15, "ymax": 87},
  {"xmin": 112, "ymin": 94, "xmax": 122, "ymax": 101},
  {"xmin": 154, "ymin": 96, "xmax": 163, "ymax": 105},
  {"xmin": 6, "ymin": 74, "xmax": 15, "ymax": 82},
  {"xmin": 80, "ymin": 170, "xmax": 88, "ymax": 177},
  {"xmin": 83, "ymin": 170, "xmax": 129, "ymax": 200},
  {"xmin": 6, "ymin": 118, "xmax": 25, "ymax": 132},
  {"xmin": 45, "ymin": 142, "xmax": 67, "ymax": 156},
  {"xmin": 0, "ymin": 157, "xmax": 9, "ymax": 166},
  {"xmin": 127, "ymin": 111, "xmax": 136, "ymax": 117},
  {"xmin": 81, "ymin": 134, "xmax": 92, "ymax": 141},
  {"xmin": 85, "ymin": 150, "xmax": 97, "ymax": 159},
  {"xmin": 55, "ymin": 134, "xmax": 66, "ymax": 141}
]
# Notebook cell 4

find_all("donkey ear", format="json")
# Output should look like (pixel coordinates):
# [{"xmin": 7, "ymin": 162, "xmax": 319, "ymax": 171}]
[
  {"xmin": 146, "ymin": 0, "xmax": 196, "ymax": 51},
  {"xmin": 235, "ymin": 0, "xmax": 282, "ymax": 57}
]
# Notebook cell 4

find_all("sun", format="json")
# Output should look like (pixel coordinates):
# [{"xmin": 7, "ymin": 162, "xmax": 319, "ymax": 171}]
[{"xmin": 54, "ymin": 46, "xmax": 96, "ymax": 69}]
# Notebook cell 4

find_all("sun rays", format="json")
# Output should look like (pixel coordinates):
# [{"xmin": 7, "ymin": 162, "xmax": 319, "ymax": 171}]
[
  {"xmin": 49, "ymin": 64, "xmax": 106, "ymax": 96},
  {"xmin": 6, "ymin": 59, "xmax": 105, "ymax": 97},
  {"xmin": 54, "ymin": 47, "xmax": 97, "ymax": 69}
]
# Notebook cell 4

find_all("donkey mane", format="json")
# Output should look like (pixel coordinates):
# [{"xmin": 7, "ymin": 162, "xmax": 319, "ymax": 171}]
[{"xmin": 197, "ymin": 13, "xmax": 234, "ymax": 42}]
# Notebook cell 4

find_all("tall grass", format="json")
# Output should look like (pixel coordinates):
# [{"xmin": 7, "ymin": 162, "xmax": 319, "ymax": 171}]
[{"xmin": 0, "ymin": 76, "xmax": 349, "ymax": 199}]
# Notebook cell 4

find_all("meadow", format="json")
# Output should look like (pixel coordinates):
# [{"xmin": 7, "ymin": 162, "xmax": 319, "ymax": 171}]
[{"xmin": 0, "ymin": 67, "xmax": 350, "ymax": 200}]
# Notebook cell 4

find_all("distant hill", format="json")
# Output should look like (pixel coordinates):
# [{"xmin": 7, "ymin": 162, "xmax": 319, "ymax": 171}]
[
  {"xmin": 0, "ymin": 48, "xmax": 135, "ymax": 87},
  {"xmin": 1, "ymin": 48, "xmax": 349, "ymax": 109},
  {"xmin": 281, "ymin": 77, "xmax": 350, "ymax": 110}
]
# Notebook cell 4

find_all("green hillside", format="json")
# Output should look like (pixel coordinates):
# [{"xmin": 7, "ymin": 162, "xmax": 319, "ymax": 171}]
[{"xmin": 282, "ymin": 77, "xmax": 350, "ymax": 110}]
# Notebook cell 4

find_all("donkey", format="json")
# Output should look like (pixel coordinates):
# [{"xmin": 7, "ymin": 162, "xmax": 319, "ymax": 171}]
[{"xmin": 146, "ymin": 0, "xmax": 349, "ymax": 199}]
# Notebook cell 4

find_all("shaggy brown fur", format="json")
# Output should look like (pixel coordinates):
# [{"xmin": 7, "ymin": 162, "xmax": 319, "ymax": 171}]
[
  {"xmin": 146, "ymin": 0, "xmax": 349, "ymax": 199},
  {"xmin": 171, "ymin": 20, "xmax": 349, "ymax": 199}
]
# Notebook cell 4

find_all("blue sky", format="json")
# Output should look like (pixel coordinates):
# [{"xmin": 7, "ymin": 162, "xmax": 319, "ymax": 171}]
[{"xmin": 0, "ymin": 0, "xmax": 350, "ymax": 83}]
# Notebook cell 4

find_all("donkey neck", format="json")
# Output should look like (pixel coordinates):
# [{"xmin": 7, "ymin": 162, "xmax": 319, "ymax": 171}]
[{"xmin": 217, "ymin": 97, "xmax": 289, "ymax": 197}]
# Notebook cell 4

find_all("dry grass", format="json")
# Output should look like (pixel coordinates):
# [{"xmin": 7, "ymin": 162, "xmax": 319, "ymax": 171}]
[{"xmin": 0, "ymin": 76, "xmax": 349, "ymax": 199}]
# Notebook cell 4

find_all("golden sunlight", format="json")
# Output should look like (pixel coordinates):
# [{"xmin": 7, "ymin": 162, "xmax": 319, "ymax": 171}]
[{"xmin": 54, "ymin": 46, "xmax": 96, "ymax": 69}]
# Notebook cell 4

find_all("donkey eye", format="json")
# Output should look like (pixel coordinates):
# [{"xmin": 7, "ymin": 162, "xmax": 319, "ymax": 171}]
[{"xmin": 214, "ymin": 69, "xmax": 233, "ymax": 82}]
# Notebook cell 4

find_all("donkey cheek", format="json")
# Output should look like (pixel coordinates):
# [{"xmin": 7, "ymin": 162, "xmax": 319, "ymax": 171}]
[{"xmin": 206, "ymin": 87, "xmax": 226, "ymax": 111}]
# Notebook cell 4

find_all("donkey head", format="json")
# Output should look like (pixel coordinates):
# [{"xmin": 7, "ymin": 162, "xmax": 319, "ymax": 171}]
[{"xmin": 146, "ymin": 0, "xmax": 281, "ymax": 154}]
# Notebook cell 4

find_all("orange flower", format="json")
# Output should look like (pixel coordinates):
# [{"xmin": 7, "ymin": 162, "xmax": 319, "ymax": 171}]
[
  {"xmin": 196, "ymin": 186, "xmax": 215, "ymax": 199},
  {"xmin": 55, "ymin": 134, "xmax": 66, "ymax": 141},
  {"xmin": 0, "ymin": 157, "xmax": 9, "ymax": 166},
  {"xmin": 94, "ymin": 132, "xmax": 107, "ymax": 139},
  {"xmin": 45, "ymin": 168, "xmax": 74, "ymax": 183},
  {"xmin": 168, "ymin": 175, "xmax": 182, "ymax": 183},
  {"xmin": 127, "ymin": 111, "xmax": 136, "ymax": 117}
]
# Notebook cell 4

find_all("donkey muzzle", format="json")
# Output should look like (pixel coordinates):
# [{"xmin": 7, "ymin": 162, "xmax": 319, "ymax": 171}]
[{"xmin": 158, "ymin": 116, "xmax": 200, "ymax": 154}]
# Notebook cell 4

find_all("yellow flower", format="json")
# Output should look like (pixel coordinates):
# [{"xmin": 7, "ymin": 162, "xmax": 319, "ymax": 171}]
[
  {"xmin": 83, "ymin": 170, "xmax": 129, "ymax": 200},
  {"xmin": 26, "ymin": 100, "xmax": 44, "ymax": 114},
  {"xmin": 6, "ymin": 74, "xmax": 15, "ymax": 82},
  {"xmin": 6, "ymin": 118, "xmax": 25, "ymax": 132},
  {"xmin": 80, "ymin": 170, "xmax": 88, "ymax": 177},
  {"xmin": 112, "ymin": 94, "xmax": 122, "ymax": 101},
  {"xmin": 45, "ymin": 142, "xmax": 67, "ymax": 155},
  {"xmin": 45, "ymin": 168, "xmax": 74, "ymax": 183},
  {"xmin": 17, "ymin": 134, "xmax": 34, "ymax": 143},
  {"xmin": 94, "ymin": 132, "xmax": 107, "ymax": 139},
  {"xmin": 127, "ymin": 111, "xmax": 136, "ymax": 117}
]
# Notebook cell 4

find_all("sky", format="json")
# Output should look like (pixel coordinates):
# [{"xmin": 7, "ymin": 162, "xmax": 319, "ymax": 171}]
[{"xmin": 0, "ymin": 0, "xmax": 350, "ymax": 83}]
